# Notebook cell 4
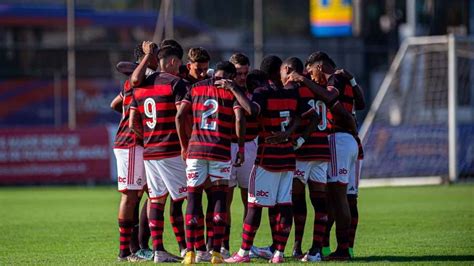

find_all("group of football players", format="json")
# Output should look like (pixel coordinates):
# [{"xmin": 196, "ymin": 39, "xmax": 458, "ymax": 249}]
[{"xmin": 110, "ymin": 38, "xmax": 365, "ymax": 264}]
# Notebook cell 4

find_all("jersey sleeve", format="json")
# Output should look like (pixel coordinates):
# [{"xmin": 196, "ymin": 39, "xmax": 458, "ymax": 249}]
[
  {"xmin": 251, "ymin": 88, "xmax": 267, "ymax": 115},
  {"xmin": 130, "ymin": 93, "xmax": 138, "ymax": 110},
  {"xmin": 182, "ymin": 88, "xmax": 192, "ymax": 105},
  {"xmin": 298, "ymin": 87, "xmax": 317, "ymax": 118},
  {"xmin": 295, "ymin": 90, "xmax": 308, "ymax": 117},
  {"xmin": 173, "ymin": 79, "xmax": 188, "ymax": 105}
]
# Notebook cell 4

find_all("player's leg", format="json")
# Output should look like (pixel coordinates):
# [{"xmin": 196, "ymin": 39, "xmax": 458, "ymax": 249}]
[
  {"xmin": 207, "ymin": 160, "xmax": 232, "ymax": 263},
  {"xmin": 322, "ymin": 194, "xmax": 334, "ymax": 256},
  {"xmin": 129, "ymin": 195, "xmax": 141, "ymax": 254},
  {"xmin": 271, "ymin": 171, "xmax": 294, "ymax": 263},
  {"xmin": 143, "ymin": 160, "xmax": 174, "ymax": 262},
  {"xmin": 114, "ymin": 146, "xmax": 146, "ymax": 262},
  {"xmin": 152, "ymin": 156, "xmax": 189, "ymax": 262},
  {"xmin": 326, "ymin": 133, "xmax": 358, "ymax": 261},
  {"xmin": 223, "ymin": 184, "xmax": 234, "ymax": 257},
  {"xmin": 226, "ymin": 165, "xmax": 276, "ymax": 263},
  {"xmin": 205, "ymin": 185, "xmax": 214, "ymax": 253},
  {"xmin": 183, "ymin": 159, "xmax": 208, "ymax": 264},
  {"xmin": 292, "ymin": 161, "xmax": 309, "ymax": 258},
  {"xmin": 118, "ymin": 190, "xmax": 140, "ymax": 260},
  {"xmin": 301, "ymin": 161, "xmax": 328, "ymax": 262},
  {"xmin": 347, "ymin": 159, "xmax": 361, "ymax": 257}
]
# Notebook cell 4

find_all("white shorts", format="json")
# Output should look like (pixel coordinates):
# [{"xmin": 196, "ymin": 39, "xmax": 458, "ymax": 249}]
[
  {"xmin": 114, "ymin": 146, "xmax": 146, "ymax": 192},
  {"xmin": 347, "ymin": 159, "xmax": 362, "ymax": 195},
  {"xmin": 230, "ymin": 140, "xmax": 258, "ymax": 189},
  {"xmin": 248, "ymin": 165, "xmax": 293, "ymax": 207},
  {"xmin": 294, "ymin": 160, "xmax": 328, "ymax": 185},
  {"xmin": 327, "ymin": 133, "xmax": 358, "ymax": 185},
  {"xmin": 144, "ymin": 156, "xmax": 187, "ymax": 201},
  {"xmin": 186, "ymin": 159, "xmax": 232, "ymax": 188}
]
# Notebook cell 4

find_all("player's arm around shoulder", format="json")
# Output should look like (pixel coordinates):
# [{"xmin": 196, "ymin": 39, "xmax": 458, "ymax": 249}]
[
  {"xmin": 216, "ymin": 79, "xmax": 259, "ymax": 116},
  {"xmin": 335, "ymin": 68, "xmax": 365, "ymax": 110}
]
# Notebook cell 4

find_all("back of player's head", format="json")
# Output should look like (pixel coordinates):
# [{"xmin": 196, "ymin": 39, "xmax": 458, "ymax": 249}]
[
  {"xmin": 305, "ymin": 51, "xmax": 336, "ymax": 68},
  {"xmin": 187, "ymin": 47, "xmax": 211, "ymax": 63},
  {"xmin": 158, "ymin": 45, "xmax": 182, "ymax": 61},
  {"xmin": 229, "ymin": 53, "xmax": 250, "ymax": 66},
  {"xmin": 246, "ymin": 69, "xmax": 268, "ymax": 92},
  {"xmin": 282, "ymin": 57, "xmax": 304, "ymax": 74},
  {"xmin": 215, "ymin": 61, "xmax": 237, "ymax": 76},
  {"xmin": 134, "ymin": 43, "xmax": 145, "ymax": 62},
  {"xmin": 160, "ymin": 39, "xmax": 184, "ymax": 60},
  {"xmin": 260, "ymin": 55, "xmax": 282, "ymax": 76}
]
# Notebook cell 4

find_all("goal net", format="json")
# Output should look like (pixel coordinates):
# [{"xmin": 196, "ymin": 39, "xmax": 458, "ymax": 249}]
[{"xmin": 359, "ymin": 35, "xmax": 474, "ymax": 183}]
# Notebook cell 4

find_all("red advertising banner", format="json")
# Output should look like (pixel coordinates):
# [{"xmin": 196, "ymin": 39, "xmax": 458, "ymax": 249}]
[{"xmin": 0, "ymin": 126, "xmax": 111, "ymax": 185}]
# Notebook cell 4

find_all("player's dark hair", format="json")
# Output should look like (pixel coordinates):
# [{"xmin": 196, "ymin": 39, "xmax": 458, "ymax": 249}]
[
  {"xmin": 246, "ymin": 69, "xmax": 268, "ymax": 91},
  {"xmin": 215, "ymin": 61, "xmax": 236, "ymax": 75},
  {"xmin": 260, "ymin": 55, "xmax": 282, "ymax": 76},
  {"xmin": 305, "ymin": 51, "xmax": 336, "ymax": 68},
  {"xmin": 283, "ymin": 57, "xmax": 304, "ymax": 74},
  {"xmin": 134, "ymin": 44, "xmax": 145, "ymax": 62},
  {"xmin": 157, "ymin": 45, "xmax": 182, "ymax": 61},
  {"xmin": 229, "ymin": 53, "xmax": 250, "ymax": 66},
  {"xmin": 187, "ymin": 47, "xmax": 211, "ymax": 63},
  {"xmin": 160, "ymin": 39, "xmax": 184, "ymax": 60}
]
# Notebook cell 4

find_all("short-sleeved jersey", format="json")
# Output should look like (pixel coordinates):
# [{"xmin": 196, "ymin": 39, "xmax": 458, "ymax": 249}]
[
  {"xmin": 114, "ymin": 80, "xmax": 143, "ymax": 148},
  {"xmin": 184, "ymin": 78, "xmax": 240, "ymax": 162},
  {"xmin": 130, "ymin": 72, "xmax": 187, "ymax": 160},
  {"xmin": 252, "ymin": 83, "xmax": 305, "ymax": 172},
  {"xmin": 326, "ymin": 73, "xmax": 355, "ymax": 133},
  {"xmin": 294, "ymin": 86, "xmax": 331, "ymax": 161},
  {"xmin": 231, "ymin": 88, "xmax": 260, "ymax": 143}
]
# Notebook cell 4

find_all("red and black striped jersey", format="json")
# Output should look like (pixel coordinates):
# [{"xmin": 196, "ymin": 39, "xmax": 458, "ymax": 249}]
[
  {"xmin": 252, "ymin": 83, "xmax": 305, "ymax": 172},
  {"xmin": 130, "ymin": 72, "xmax": 188, "ymax": 160},
  {"xmin": 231, "ymin": 88, "xmax": 260, "ymax": 143},
  {"xmin": 294, "ymin": 86, "xmax": 331, "ymax": 161},
  {"xmin": 326, "ymin": 73, "xmax": 355, "ymax": 133},
  {"xmin": 184, "ymin": 78, "xmax": 240, "ymax": 162},
  {"xmin": 114, "ymin": 80, "xmax": 143, "ymax": 148}
]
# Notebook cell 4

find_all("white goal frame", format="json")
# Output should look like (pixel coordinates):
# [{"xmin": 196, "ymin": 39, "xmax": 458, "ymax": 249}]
[{"xmin": 359, "ymin": 34, "xmax": 473, "ymax": 186}]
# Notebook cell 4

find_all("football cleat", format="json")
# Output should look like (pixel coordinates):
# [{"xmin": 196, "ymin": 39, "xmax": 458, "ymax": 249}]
[
  {"xmin": 292, "ymin": 248, "xmax": 304, "ymax": 259},
  {"xmin": 195, "ymin": 250, "xmax": 212, "ymax": 262},
  {"xmin": 224, "ymin": 252, "xmax": 250, "ymax": 263},
  {"xmin": 182, "ymin": 251, "xmax": 195, "ymax": 265},
  {"xmin": 117, "ymin": 253, "xmax": 146, "ymax": 262},
  {"xmin": 250, "ymin": 245, "xmax": 273, "ymax": 260},
  {"xmin": 154, "ymin": 250, "xmax": 180, "ymax": 263},
  {"xmin": 210, "ymin": 251, "xmax": 225, "ymax": 264},
  {"xmin": 220, "ymin": 247, "xmax": 231, "ymax": 259},
  {"xmin": 269, "ymin": 254, "xmax": 284, "ymax": 263},
  {"xmin": 301, "ymin": 251, "xmax": 322, "ymax": 262},
  {"xmin": 135, "ymin": 248, "xmax": 153, "ymax": 260}
]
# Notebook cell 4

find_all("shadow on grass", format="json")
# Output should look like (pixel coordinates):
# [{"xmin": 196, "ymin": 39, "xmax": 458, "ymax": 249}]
[{"xmin": 354, "ymin": 255, "xmax": 474, "ymax": 262}]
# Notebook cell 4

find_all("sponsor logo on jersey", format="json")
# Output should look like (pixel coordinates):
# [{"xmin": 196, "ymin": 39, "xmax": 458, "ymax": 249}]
[
  {"xmin": 136, "ymin": 178, "xmax": 143, "ymax": 185},
  {"xmin": 187, "ymin": 172, "xmax": 198, "ymax": 180},
  {"xmin": 338, "ymin": 168, "xmax": 348, "ymax": 175},
  {"xmin": 220, "ymin": 167, "xmax": 231, "ymax": 173},
  {"xmin": 118, "ymin": 176, "xmax": 126, "ymax": 183},
  {"xmin": 294, "ymin": 169, "xmax": 305, "ymax": 177},
  {"xmin": 256, "ymin": 190, "xmax": 269, "ymax": 197}
]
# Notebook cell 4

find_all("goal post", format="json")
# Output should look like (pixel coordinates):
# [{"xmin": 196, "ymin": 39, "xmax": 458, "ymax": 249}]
[{"xmin": 359, "ymin": 34, "xmax": 474, "ymax": 185}]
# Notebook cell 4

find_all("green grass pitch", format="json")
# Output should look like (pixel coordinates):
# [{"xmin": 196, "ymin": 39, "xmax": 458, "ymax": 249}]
[{"xmin": 0, "ymin": 184, "xmax": 473, "ymax": 265}]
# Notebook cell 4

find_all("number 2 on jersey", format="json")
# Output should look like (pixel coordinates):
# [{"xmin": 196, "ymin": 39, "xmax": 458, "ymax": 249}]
[
  {"xmin": 308, "ymin": 99, "xmax": 327, "ymax": 131},
  {"xmin": 280, "ymin": 111, "xmax": 290, "ymax": 132},
  {"xmin": 201, "ymin": 99, "xmax": 218, "ymax": 131}
]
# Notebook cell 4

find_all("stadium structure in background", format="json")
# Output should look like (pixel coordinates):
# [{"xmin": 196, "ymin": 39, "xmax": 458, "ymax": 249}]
[{"xmin": 0, "ymin": 0, "xmax": 473, "ymax": 185}]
